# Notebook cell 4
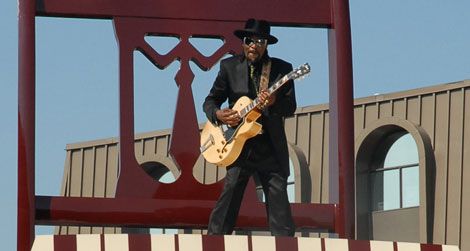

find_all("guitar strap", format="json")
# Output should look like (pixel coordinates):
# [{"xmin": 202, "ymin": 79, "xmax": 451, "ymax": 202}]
[
  {"xmin": 259, "ymin": 60, "xmax": 272, "ymax": 91},
  {"xmin": 258, "ymin": 60, "xmax": 271, "ymax": 133}
]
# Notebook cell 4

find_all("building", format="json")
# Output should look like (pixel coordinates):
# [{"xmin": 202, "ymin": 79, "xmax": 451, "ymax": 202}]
[{"xmin": 55, "ymin": 79, "xmax": 469, "ymax": 251}]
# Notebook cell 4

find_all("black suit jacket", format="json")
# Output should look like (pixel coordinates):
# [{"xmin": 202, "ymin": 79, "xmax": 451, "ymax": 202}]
[{"xmin": 203, "ymin": 54, "xmax": 297, "ymax": 176}]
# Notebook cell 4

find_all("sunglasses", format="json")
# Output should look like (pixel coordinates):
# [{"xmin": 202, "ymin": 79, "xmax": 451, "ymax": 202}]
[{"xmin": 243, "ymin": 37, "xmax": 268, "ymax": 47}]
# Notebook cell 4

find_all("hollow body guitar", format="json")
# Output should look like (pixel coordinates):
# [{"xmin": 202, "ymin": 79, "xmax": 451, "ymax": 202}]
[{"xmin": 200, "ymin": 63, "xmax": 311, "ymax": 167}]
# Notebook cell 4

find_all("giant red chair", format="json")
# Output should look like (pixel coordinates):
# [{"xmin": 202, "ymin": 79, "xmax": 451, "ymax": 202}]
[{"xmin": 18, "ymin": 0, "xmax": 355, "ymax": 250}]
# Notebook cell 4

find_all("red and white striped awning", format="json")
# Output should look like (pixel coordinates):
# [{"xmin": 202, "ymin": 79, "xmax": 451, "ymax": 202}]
[{"xmin": 32, "ymin": 234, "xmax": 459, "ymax": 251}]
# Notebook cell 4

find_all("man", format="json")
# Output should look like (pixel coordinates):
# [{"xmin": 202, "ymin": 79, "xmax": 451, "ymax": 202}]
[{"xmin": 203, "ymin": 19, "xmax": 296, "ymax": 236}]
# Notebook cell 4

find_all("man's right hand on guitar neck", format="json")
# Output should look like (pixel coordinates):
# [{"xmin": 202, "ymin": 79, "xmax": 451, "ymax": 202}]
[{"xmin": 216, "ymin": 108, "xmax": 241, "ymax": 127}]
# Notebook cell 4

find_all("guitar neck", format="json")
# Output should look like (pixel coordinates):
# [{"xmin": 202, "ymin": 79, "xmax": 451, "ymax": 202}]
[{"xmin": 238, "ymin": 74, "xmax": 291, "ymax": 118}]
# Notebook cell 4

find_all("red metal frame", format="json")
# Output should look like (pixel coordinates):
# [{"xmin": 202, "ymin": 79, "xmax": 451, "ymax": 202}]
[
  {"xmin": 35, "ymin": 196, "xmax": 337, "ymax": 231},
  {"xmin": 36, "ymin": 0, "xmax": 332, "ymax": 24},
  {"xmin": 113, "ymin": 17, "xmax": 241, "ymax": 200},
  {"xmin": 18, "ymin": 0, "xmax": 355, "ymax": 250},
  {"xmin": 328, "ymin": 1, "xmax": 355, "ymax": 238},
  {"xmin": 18, "ymin": 0, "xmax": 36, "ymax": 249}
]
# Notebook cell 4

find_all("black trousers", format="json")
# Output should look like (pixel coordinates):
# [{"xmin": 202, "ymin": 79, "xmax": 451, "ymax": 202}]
[{"xmin": 207, "ymin": 136, "xmax": 295, "ymax": 236}]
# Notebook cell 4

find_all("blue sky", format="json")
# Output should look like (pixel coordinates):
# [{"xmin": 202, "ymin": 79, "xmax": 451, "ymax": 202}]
[{"xmin": 1, "ymin": 1, "xmax": 469, "ymax": 250}]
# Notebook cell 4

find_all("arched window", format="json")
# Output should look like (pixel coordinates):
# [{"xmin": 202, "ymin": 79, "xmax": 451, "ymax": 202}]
[
  {"xmin": 141, "ymin": 161, "xmax": 178, "ymax": 184},
  {"xmin": 287, "ymin": 159, "xmax": 296, "ymax": 202},
  {"xmin": 370, "ymin": 133, "xmax": 419, "ymax": 211},
  {"xmin": 356, "ymin": 120, "xmax": 435, "ymax": 242}
]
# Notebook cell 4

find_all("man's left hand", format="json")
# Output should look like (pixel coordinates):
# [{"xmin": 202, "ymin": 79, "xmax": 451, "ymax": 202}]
[{"xmin": 257, "ymin": 90, "xmax": 276, "ymax": 110}]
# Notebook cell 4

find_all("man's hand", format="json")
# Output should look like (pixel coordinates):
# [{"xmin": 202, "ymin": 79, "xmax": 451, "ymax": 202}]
[
  {"xmin": 256, "ymin": 90, "xmax": 276, "ymax": 110},
  {"xmin": 216, "ymin": 108, "xmax": 241, "ymax": 127}
]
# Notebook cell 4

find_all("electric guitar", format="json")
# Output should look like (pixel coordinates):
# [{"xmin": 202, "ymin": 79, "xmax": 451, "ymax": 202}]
[{"xmin": 200, "ymin": 63, "xmax": 311, "ymax": 167}]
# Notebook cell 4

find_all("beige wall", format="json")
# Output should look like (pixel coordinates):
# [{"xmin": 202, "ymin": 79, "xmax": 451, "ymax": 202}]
[{"xmin": 56, "ymin": 79, "xmax": 470, "ymax": 251}]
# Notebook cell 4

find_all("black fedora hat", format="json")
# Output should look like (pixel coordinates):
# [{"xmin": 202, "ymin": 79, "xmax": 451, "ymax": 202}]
[{"xmin": 234, "ymin": 19, "xmax": 278, "ymax": 45}]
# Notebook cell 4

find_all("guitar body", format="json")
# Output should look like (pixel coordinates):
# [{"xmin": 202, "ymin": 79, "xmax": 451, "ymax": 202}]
[{"xmin": 200, "ymin": 96, "xmax": 262, "ymax": 167}]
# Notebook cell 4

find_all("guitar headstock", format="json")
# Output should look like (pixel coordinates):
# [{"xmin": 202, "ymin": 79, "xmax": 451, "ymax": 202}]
[{"xmin": 288, "ymin": 63, "xmax": 311, "ymax": 80}]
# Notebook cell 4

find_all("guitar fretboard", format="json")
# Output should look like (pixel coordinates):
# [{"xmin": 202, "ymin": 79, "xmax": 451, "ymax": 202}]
[{"xmin": 238, "ymin": 74, "xmax": 290, "ymax": 118}]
